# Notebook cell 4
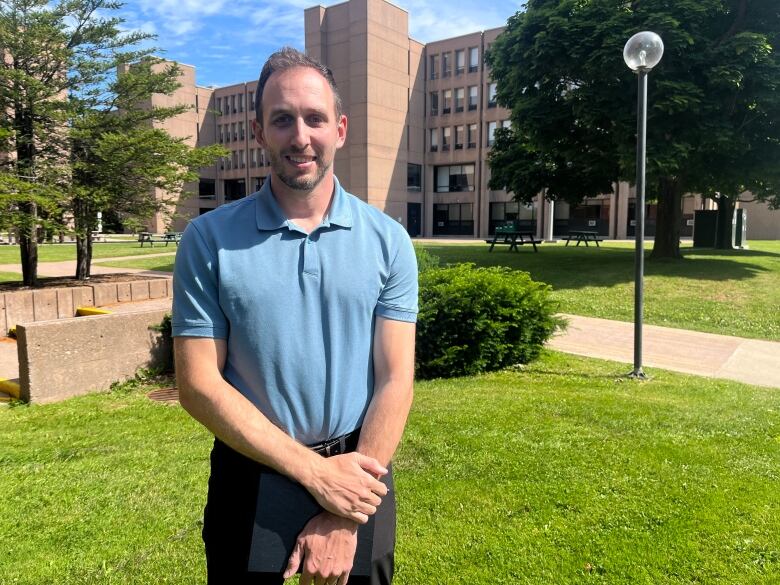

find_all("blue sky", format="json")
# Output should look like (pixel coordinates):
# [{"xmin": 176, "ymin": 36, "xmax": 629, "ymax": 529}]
[{"xmin": 116, "ymin": 0, "xmax": 526, "ymax": 88}]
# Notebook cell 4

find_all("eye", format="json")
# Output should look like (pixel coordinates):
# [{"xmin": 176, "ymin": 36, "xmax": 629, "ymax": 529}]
[
  {"xmin": 272, "ymin": 114, "xmax": 292, "ymax": 127},
  {"xmin": 307, "ymin": 114, "xmax": 325, "ymax": 126}
]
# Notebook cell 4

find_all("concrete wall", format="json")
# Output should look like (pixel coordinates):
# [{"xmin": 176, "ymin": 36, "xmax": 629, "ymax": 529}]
[
  {"xmin": 17, "ymin": 309, "xmax": 171, "ymax": 404},
  {"xmin": 1, "ymin": 277, "xmax": 171, "ymax": 334}
]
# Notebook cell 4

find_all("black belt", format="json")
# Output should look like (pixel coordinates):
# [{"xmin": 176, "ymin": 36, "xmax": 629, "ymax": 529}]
[{"xmin": 308, "ymin": 428, "xmax": 361, "ymax": 457}]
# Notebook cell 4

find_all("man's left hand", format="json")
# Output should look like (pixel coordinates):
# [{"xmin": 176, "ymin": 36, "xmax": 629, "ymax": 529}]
[{"xmin": 283, "ymin": 511, "xmax": 358, "ymax": 585}]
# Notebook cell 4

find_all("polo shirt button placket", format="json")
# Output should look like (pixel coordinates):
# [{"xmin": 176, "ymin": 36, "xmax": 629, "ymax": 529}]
[{"xmin": 302, "ymin": 235, "xmax": 320, "ymax": 278}]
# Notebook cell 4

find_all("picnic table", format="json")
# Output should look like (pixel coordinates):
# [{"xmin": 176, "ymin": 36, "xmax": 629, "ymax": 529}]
[
  {"xmin": 486, "ymin": 226, "xmax": 542, "ymax": 252},
  {"xmin": 562, "ymin": 230, "xmax": 605, "ymax": 247},
  {"xmin": 138, "ymin": 232, "xmax": 182, "ymax": 247}
]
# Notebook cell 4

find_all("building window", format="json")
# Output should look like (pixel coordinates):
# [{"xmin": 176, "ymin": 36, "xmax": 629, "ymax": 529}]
[
  {"xmin": 224, "ymin": 179, "xmax": 246, "ymax": 201},
  {"xmin": 469, "ymin": 47, "xmax": 479, "ymax": 72},
  {"xmin": 429, "ymin": 128, "xmax": 438, "ymax": 152},
  {"xmin": 232, "ymin": 123, "xmax": 237, "ymax": 141},
  {"xmin": 239, "ymin": 121, "xmax": 245, "ymax": 140},
  {"xmin": 218, "ymin": 124, "xmax": 224, "ymax": 143},
  {"xmin": 489, "ymin": 201, "xmax": 537, "ymax": 234},
  {"xmin": 198, "ymin": 178, "xmax": 216, "ymax": 199},
  {"xmin": 230, "ymin": 95, "xmax": 236, "ymax": 114},
  {"xmin": 429, "ymin": 91, "xmax": 439, "ymax": 116},
  {"xmin": 468, "ymin": 85, "xmax": 478, "ymax": 110},
  {"xmin": 429, "ymin": 54, "xmax": 439, "ymax": 80},
  {"xmin": 249, "ymin": 91, "xmax": 255, "ymax": 112},
  {"xmin": 455, "ymin": 49, "xmax": 465, "ymax": 75},
  {"xmin": 467, "ymin": 123, "xmax": 477, "ymax": 148},
  {"xmin": 487, "ymin": 121, "xmax": 497, "ymax": 147},
  {"xmin": 407, "ymin": 163, "xmax": 422, "ymax": 190},
  {"xmin": 502, "ymin": 119, "xmax": 512, "ymax": 130},
  {"xmin": 435, "ymin": 164, "xmax": 475, "ymax": 192},
  {"xmin": 433, "ymin": 203, "xmax": 474, "ymax": 236},
  {"xmin": 216, "ymin": 97, "xmax": 222, "ymax": 115},
  {"xmin": 442, "ymin": 52, "xmax": 451, "ymax": 77},
  {"xmin": 487, "ymin": 82, "xmax": 497, "ymax": 108},
  {"xmin": 442, "ymin": 89, "xmax": 452, "ymax": 114},
  {"xmin": 249, "ymin": 149, "xmax": 256, "ymax": 167},
  {"xmin": 442, "ymin": 127, "xmax": 451, "ymax": 151},
  {"xmin": 238, "ymin": 93, "xmax": 244, "ymax": 113},
  {"xmin": 455, "ymin": 87, "xmax": 464, "ymax": 112},
  {"xmin": 455, "ymin": 125, "xmax": 464, "ymax": 149},
  {"xmin": 239, "ymin": 149, "xmax": 245, "ymax": 168}
]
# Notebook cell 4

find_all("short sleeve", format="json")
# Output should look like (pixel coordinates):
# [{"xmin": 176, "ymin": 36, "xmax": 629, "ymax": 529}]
[
  {"xmin": 375, "ymin": 233, "xmax": 418, "ymax": 323},
  {"xmin": 171, "ymin": 222, "xmax": 229, "ymax": 338}
]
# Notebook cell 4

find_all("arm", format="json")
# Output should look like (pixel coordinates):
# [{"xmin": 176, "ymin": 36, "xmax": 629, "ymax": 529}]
[
  {"xmin": 284, "ymin": 317, "xmax": 416, "ymax": 582},
  {"xmin": 174, "ymin": 337, "xmax": 387, "ymax": 524}
]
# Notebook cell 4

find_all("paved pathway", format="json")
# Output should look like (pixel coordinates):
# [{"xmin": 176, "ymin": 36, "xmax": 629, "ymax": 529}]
[
  {"xmin": 549, "ymin": 314, "xmax": 780, "ymax": 389},
  {"xmin": 0, "ymin": 251, "xmax": 176, "ymax": 278}
]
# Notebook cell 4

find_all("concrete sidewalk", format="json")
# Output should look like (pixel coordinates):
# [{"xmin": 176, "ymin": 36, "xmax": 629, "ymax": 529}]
[
  {"xmin": 548, "ymin": 314, "xmax": 780, "ymax": 389},
  {"xmin": 0, "ymin": 251, "xmax": 176, "ymax": 278}
]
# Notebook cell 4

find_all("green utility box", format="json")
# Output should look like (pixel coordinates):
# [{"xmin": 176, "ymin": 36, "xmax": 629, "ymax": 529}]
[{"xmin": 693, "ymin": 210, "xmax": 717, "ymax": 247}]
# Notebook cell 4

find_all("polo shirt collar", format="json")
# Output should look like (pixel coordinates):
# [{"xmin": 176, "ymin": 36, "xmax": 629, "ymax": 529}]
[{"xmin": 255, "ymin": 176, "xmax": 353, "ymax": 232}]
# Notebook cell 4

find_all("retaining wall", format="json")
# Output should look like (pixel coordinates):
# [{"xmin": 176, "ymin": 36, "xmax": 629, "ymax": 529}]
[
  {"xmin": 1, "ymin": 277, "xmax": 171, "ymax": 334},
  {"xmin": 17, "ymin": 309, "xmax": 171, "ymax": 404}
]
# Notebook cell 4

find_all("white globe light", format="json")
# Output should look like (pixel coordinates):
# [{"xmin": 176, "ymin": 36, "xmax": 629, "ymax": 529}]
[{"xmin": 623, "ymin": 31, "xmax": 664, "ymax": 71}]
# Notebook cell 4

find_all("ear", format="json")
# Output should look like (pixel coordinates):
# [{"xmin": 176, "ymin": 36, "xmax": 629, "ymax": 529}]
[
  {"xmin": 252, "ymin": 119, "xmax": 265, "ymax": 148},
  {"xmin": 335, "ymin": 114, "xmax": 347, "ymax": 150}
]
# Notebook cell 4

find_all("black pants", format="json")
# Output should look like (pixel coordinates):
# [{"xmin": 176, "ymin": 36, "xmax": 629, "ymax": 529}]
[{"xmin": 202, "ymin": 439, "xmax": 395, "ymax": 584}]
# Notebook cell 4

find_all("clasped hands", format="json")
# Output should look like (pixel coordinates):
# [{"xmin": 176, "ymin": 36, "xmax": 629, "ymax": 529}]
[{"xmin": 284, "ymin": 452, "xmax": 388, "ymax": 584}]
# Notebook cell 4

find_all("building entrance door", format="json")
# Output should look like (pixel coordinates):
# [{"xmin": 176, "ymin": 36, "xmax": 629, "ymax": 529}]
[{"xmin": 407, "ymin": 203, "xmax": 421, "ymax": 237}]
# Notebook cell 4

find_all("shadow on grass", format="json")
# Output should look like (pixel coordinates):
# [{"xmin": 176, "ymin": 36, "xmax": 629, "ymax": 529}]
[{"xmin": 423, "ymin": 244, "xmax": 775, "ymax": 292}]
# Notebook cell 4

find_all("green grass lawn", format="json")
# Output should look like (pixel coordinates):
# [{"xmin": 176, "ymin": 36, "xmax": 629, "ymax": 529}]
[
  {"xmin": 0, "ymin": 242, "xmax": 178, "ymax": 264},
  {"xmin": 95, "ymin": 256, "xmax": 175, "ymax": 272},
  {"xmin": 95, "ymin": 240, "xmax": 780, "ymax": 341},
  {"xmin": 421, "ymin": 240, "xmax": 780, "ymax": 341},
  {"xmin": 1, "ymin": 352, "xmax": 778, "ymax": 584}
]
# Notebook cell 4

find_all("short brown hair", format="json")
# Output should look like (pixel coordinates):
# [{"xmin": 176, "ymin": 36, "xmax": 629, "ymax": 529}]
[{"xmin": 254, "ymin": 47, "xmax": 343, "ymax": 126}]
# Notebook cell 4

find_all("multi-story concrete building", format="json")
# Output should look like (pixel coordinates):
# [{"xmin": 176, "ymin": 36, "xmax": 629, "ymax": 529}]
[{"xmin": 156, "ymin": 0, "xmax": 777, "ymax": 241}]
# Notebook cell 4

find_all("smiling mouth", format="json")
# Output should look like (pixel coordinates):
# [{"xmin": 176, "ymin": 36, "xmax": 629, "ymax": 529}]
[{"xmin": 285, "ymin": 154, "xmax": 317, "ymax": 164}]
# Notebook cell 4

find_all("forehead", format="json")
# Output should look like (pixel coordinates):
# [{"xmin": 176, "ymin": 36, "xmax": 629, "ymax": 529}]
[{"xmin": 261, "ymin": 66, "xmax": 335, "ymax": 115}]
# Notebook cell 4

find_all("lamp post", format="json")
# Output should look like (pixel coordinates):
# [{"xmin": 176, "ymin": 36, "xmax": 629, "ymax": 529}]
[{"xmin": 623, "ymin": 31, "xmax": 664, "ymax": 379}]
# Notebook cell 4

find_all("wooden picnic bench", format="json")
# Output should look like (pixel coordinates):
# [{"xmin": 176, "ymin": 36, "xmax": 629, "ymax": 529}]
[
  {"xmin": 486, "ymin": 225, "xmax": 542, "ymax": 252},
  {"xmin": 562, "ymin": 230, "xmax": 605, "ymax": 247},
  {"xmin": 138, "ymin": 232, "xmax": 182, "ymax": 247}
]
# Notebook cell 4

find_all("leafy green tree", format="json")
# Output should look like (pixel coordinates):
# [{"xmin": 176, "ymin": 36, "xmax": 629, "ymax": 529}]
[{"xmin": 487, "ymin": 0, "xmax": 780, "ymax": 257}]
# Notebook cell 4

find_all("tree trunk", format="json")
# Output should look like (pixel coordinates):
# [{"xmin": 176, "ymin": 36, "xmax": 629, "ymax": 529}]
[
  {"xmin": 714, "ymin": 196, "xmax": 736, "ymax": 249},
  {"xmin": 650, "ymin": 176, "xmax": 683, "ymax": 259},
  {"xmin": 19, "ymin": 202, "xmax": 38, "ymax": 287},
  {"xmin": 74, "ymin": 198, "xmax": 93, "ymax": 280}
]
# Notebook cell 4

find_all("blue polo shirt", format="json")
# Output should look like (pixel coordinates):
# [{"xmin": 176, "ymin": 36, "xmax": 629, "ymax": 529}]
[{"xmin": 171, "ymin": 177, "xmax": 418, "ymax": 444}]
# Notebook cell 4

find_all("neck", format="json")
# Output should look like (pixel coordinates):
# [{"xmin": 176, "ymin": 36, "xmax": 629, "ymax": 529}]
[{"xmin": 270, "ymin": 173, "xmax": 335, "ymax": 233}]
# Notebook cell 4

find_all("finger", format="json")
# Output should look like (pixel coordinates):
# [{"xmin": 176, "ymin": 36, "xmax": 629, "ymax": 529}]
[
  {"xmin": 356, "ymin": 454, "xmax": 388, "ymax": 477},
  {"xmin": 283, "ymin": 540, "xmax": 303, "ymax": 579},
  {"xmin": 349, "ymin": 510, "xmax": 369, "ymax": 524},
  {"xmin": 367, "ymin": 476, "xmax": 388, "ymax": 497},
  {"xmin": 338, "ymin": 571, "xmax": 350, "ymax": 585},
  {"xmin": 300, "ymin": 570, "xmax": 313, "ymax": 585}
]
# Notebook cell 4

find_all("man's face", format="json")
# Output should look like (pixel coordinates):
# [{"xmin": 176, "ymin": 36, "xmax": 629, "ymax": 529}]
[{"xmin": 254, "ymin": 67, "xmax": 347, "ymax": 193}]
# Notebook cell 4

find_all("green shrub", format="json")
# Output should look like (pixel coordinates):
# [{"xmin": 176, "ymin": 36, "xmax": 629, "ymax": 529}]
[
  {"xmin": 414, "ymin": 244, "xmax": 439, "ymax": 274},
  {"xmin": 416, "ymin": 264, "xmax": 563, "ymax": 379}
]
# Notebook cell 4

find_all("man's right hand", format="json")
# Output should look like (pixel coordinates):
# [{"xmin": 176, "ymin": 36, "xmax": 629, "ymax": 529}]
[{"xmin": 304, "ymin": 452, "xmax": 388, "ymax": 524}]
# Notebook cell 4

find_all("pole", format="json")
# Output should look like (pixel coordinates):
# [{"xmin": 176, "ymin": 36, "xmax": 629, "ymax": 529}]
[{"xmin": 632, "ymin": 69, "xmax": 648, "ymax": 378}]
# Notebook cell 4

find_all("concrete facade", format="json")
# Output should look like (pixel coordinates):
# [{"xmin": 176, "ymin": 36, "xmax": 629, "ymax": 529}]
[
  {"xmin": 147, "ymin": 0, "xmax": 779, "ymax": 241},
  {"xmin": 17, "ymin": 309, "xmax": 171, "ymax": 403}
]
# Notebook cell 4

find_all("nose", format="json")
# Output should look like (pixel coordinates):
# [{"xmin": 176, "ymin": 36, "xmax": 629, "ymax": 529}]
[{"xmin": 290, "ymin": 117, "xmax": 310, "ymax": 151}]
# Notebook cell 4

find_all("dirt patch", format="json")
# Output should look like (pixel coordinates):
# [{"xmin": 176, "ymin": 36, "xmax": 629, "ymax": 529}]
[{"xmin": 0, "ymin": 273, "xmax": 167, "ymax": 292}]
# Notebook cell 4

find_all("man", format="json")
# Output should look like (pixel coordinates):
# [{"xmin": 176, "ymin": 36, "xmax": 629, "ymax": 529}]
[{"xmin": 172, "ymin": 46, "xmax": 418, "ymax": 585}]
